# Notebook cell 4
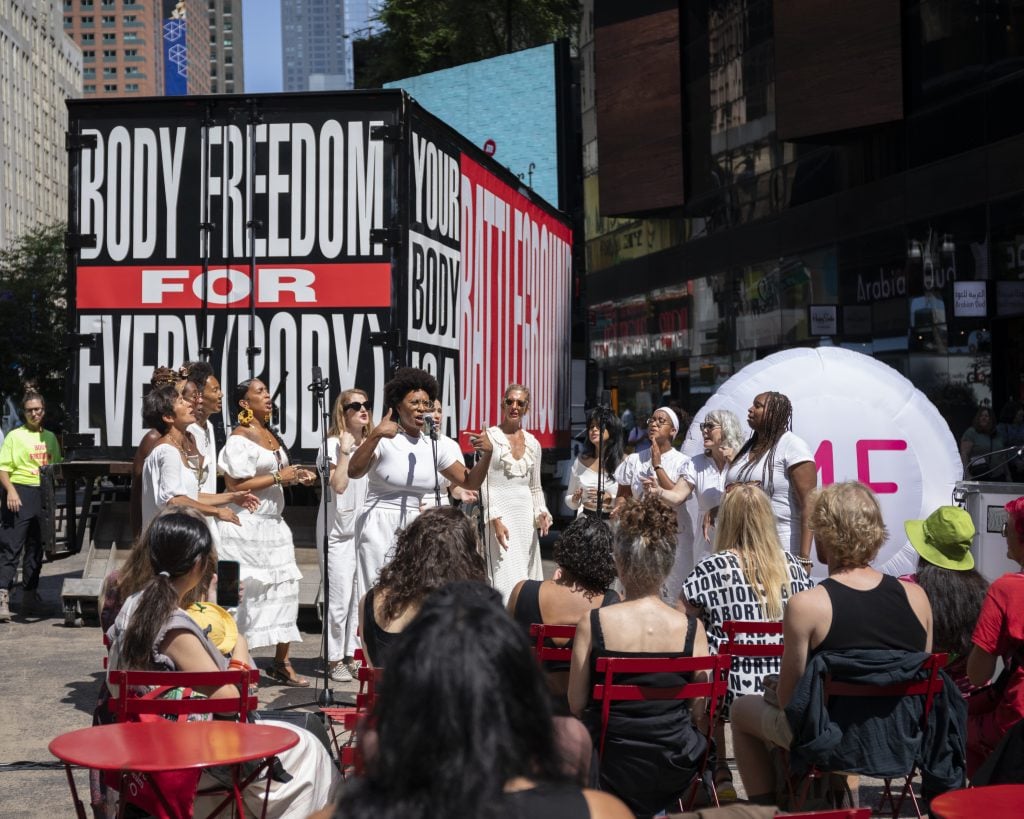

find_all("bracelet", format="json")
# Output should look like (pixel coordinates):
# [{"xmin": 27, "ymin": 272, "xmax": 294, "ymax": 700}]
[
  {"xmin": 797, "ymin": 556, "xmax": 813, "ymax": 565},
  {"xmin": 653, "ymin": 464, "xmax": 664, "ymax": 471},
  {"xmin": 272, "ymin": 471, "xmax": 282, "ymax": 486}
]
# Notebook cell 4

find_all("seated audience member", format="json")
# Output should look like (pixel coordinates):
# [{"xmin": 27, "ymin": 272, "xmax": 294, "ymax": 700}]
[
  {"xmin": 966, "ymin": 496, "xmax": 1024, "ymax": 776},
  {"xmin": 682, "ymin": 484, "xmax": 813, "ymax": 799},
  {"xmin": 324, "ymin": 581, "xmax": 630, "ymax": 819},
  {"xmin": 902, "ymin": 506, "xmax": 988, "ymax": 693},
  {"xmin": 730, "ymin": 481, "xmax": 944, "ymax": 804},
  {"xmin": 509, "ymin": 514, "xmax": 620, "ymax": 702},
  {"xmin": 360, "ymin": 506, "xmax": 486, "ymax": 667},
  {"xmin": 568, "ymin": 495, "xmax": 711, "ymax": 819},
  {"xmin": 106, "ymin": 508, "xmax": 337, "ymax": 818}
]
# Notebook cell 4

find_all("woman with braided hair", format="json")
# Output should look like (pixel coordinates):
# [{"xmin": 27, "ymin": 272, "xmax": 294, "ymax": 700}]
[{"xmin": 724, "ymin": 392, "xmax": 817, "ymax": 569}]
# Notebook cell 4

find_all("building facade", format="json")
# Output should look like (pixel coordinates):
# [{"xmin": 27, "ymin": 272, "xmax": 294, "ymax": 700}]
[
  {"xmin": 280, "ymin": 0, "xmax": 349, "ymax": 91},
  {"xmin": 0, "ymin": 0, "xmax": 82, "ymax": 247},
  {"xmin": 584, "ymin": 0, "xmax": 1024, "ymax": 441},
  {"xmin": 207, "ymin": 0, "xmax": 242, "ymax": 93},
  {"xmin": 62, "ymin": 0, "xmax": 210, "ymax": 98}
]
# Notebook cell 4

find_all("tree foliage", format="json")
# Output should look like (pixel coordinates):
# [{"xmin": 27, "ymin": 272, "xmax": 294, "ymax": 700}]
[
  {"xmin": 0, "ymin": 223, "xmax": 68, "ymax": 415},
  {"xmin": 356, "ymin": 0, "xmax": 580, "ymax": 87}
]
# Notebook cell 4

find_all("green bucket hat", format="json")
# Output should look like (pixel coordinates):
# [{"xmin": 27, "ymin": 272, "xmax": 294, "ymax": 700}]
[{"xmin": 904, "ymin": 506, "xmax": 976, "ymax": 571}]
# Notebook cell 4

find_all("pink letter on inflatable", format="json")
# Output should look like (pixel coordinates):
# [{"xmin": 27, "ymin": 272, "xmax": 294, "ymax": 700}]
[
  {"xmin": 856, "ymin": 439, "xmax": 908, "ymax": 494},
  {"xmin": 814, "ymin": 440, "xmax": 834, "ymax": 486}
]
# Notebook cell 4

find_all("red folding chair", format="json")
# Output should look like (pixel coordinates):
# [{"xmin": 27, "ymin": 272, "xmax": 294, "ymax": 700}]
[
  {"xmin": 529, "ymin": 622, "xmax": 577, "ymax": 665},
  {"xmin": 720, "ymin": 620, "xmax": 785, "ymax": 660},
  {"xmin": 788, "ymin": 653, "xmax": 949, "ymax": 819},
  {"xmin": 322, "ymin": 660, "xmax": 383, "ymax": 778},
  {"xmin": 592, "ymin": 652, "xmax": 732, "ymax": 811}
]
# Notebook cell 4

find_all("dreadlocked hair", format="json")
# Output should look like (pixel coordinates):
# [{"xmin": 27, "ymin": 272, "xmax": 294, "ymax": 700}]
[{"xmin": 733, "ymin": 391, "xmax": 794, "ymax": 496}]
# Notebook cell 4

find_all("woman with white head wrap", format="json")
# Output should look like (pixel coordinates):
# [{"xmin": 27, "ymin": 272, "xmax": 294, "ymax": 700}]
[{"xmin": 613, "ymin": 406, "xmax": 697, "ymax": 603}]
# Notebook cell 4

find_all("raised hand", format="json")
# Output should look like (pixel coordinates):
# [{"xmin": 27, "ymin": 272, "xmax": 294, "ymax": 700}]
[{"xmin": 371, "ymin": 408, "xmax": 401, "ymax": 440}]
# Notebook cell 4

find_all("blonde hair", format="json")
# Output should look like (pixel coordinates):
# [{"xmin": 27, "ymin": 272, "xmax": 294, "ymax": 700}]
[
  {"xmin": 715, "ymin": 485, "xmax": 789, "ymax": 620},
  {"xmin": 809, "ymin": 481, "xmax": 888, "ymax": 569},
  {"xmin": 328, "ymin": 388, "xmax": 370, "ymax": 441}
]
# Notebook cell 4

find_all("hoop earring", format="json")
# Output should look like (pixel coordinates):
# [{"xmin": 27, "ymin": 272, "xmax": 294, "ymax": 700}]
[{"xmin": 238, "ymin": 407, "xmax": 254, "ymax": 427}]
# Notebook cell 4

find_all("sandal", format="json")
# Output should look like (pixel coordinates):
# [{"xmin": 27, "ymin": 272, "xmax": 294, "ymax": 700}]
[
  {"xmin": 714, "ymin": 764, "xmax": 738, "ymax": 802},
  {"xmin": 266, "ymin": 660, "xmax": 310, "ymax": 688}
]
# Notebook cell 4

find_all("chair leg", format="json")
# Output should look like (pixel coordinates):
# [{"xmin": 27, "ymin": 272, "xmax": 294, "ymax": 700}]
[{"xmin": 63, "ymin": 764, "xmax": 88, "ymax": 819}]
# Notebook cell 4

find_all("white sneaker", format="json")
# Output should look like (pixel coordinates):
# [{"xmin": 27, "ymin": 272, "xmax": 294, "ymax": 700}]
[
  {"xmin": 0, "ymin": 589, "xmax": 10, "ymax": 622},
  {"xmin": 328, "ymin": 662, "xmax": 353, "ymax": 683}
]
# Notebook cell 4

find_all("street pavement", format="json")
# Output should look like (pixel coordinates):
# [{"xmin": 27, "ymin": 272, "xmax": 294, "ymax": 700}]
[{"xmin": 0, "ymin": 548, "xmax": 915, "ymax": 817}]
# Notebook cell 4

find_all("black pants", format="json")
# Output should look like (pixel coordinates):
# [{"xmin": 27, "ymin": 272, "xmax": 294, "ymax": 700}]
[{"xmin": 0, "ymin": 484, "xmax": 43, "ymax": 591}]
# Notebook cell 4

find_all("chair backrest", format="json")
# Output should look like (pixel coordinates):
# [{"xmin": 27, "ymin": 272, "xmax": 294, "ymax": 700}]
[
  {"xmin": 356, "ymin": 665, "xmax": 384, "ymax": 712},
  {"xmin": 720, "ymin": 620, "xmax": 785, "ymax": 659},
  {"xmin": 529, "ymin": 623, "xmax": 577, "ymax": 665},
  {"xmin": 108, "ymin": 668, "xmax": 259, "ymax": 723},
  {"xmin": 823, "ymin": 653, "xmax": 949, "ymax": 729},
  {"xmin": 592, "ymin": 653, "xmax": 732, "ymax": 758}
]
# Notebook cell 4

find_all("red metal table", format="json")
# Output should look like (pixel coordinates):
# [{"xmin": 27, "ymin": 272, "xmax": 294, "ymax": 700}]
[
  {"xmin": 930, "ymin": 784, "xmax": 1024, "ymax": 818},
  {"xmin": 49, "ymin": 720, "xmax": 299, "ymax": 819}
]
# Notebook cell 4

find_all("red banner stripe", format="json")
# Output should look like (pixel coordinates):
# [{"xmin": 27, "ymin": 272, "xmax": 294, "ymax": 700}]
[{"xmin": 76, "ymin": 264, "xmax": 391, "ymax": 310}]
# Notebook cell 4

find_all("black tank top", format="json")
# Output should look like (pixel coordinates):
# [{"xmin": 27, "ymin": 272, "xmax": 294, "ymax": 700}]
[
  {"xmin": 497, "ymin": 782, "xmax": 590, "ymax": 818},
  {"xmin": 814, "ymin": 574, "xmax": 927, "ymax": 655},
  {"xmin": 362, "ymin": 588, "xmax": 400, "ymax": 667}
]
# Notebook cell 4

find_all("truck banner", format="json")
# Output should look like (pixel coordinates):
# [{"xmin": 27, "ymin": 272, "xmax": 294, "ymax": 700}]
[{"xmin": 68, "ymin": 93, "xmax": 572, "ymax": 461}]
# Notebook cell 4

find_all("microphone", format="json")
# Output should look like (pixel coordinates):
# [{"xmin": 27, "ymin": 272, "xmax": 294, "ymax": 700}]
[
  {"xmin": 968, "ymin": 444, "xmax": 1023, "ymax": 468},
  {"xmin": 308, "ymin": 366, "xmax": 328, "ymax": 395},
  {"xmin": 422, "ymin": 415, "xmax": 438, "ymax": 440}
]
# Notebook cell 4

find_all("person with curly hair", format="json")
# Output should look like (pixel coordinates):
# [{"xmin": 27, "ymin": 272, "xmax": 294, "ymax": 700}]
[
  {"xmin": 564, "ymin": 407, "xmax": 623, "ymax": 519},
  {"xmin": 184, "ymin": 360, "xmax": 222, "ymax": 495},
  {"xmin": 568, "ymin": 494, "xmax": 711, "ymax": 818},
  {"xmin": 509, "ymin": 515, "xmax": 620, "ymax": 701},
  {"xmin": 725, "ymin": 391, "xmax": 817, "ymax": 568},
  {"xmin": 324, "ymin": 581, "xmax": 630, "ymax": 819},
  {"xmin": 217, "ymin": 378, "xmax": 317, "ymax": 686},
  {"xmin": 730, "ymin": 481, "xmax": 933, "ymax": 803},
  {"xmin": 349, "ymin": 367, "xmax": 493, "ymax": 602},
  {"xmin": 359, "ymin": 506, "xmax": 487, "ymax": 667}
]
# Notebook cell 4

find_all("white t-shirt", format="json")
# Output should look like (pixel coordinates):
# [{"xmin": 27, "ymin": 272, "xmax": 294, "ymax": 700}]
[
  {"xmin": 365, "ymin": 431, "xmax": 459, "ymax": 511},
  {"xmin": 614, "ymin": 447, "xmax": 696, "ymax": 498},
  {"xmin": 187, "ymin": 419, "xmax": 217, "ymax": 494},
  {"xmin": 691, "ymin": 451, "xmax": 727, "ymax": 515},
  {"xmin": 141, "ymin": 442, "xmax": 199, "ymax": 531},
  {"xmin": 317, "ymin": 435, "xmax": 369, "ymax": 541},
  {"xmin": 564, "ymin": 455, "xmax": 616, "ymax": 516},
  {"xmin": 724, "ymin": 431, "xmax": 814, "ymax": 553},
  {"xmin": 420, "ymin": 434, "xmax": 465, "ymax": 507}
]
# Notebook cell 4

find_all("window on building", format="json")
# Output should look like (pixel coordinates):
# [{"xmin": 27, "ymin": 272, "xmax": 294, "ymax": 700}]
[
  {"xmin": 124, "ymin": 49, "xmax": 137, "ymax": 58},
  {"xmin": 83, "ymin": 68, "xmax": 96, "ymax": 78},
  {"xmin": 126, "ymin": 83, "xmax": 139, "ymax": 92},
  {"xmin": 123, "ymin": 14, "xmax": 136, "ymax": 24},
  {"xmin": 103, "ymin": 49, "xmax": 116, "ymax": 58},
  {"xmin": 64, "ymin": 16, "xmax": 72, "ymax": 27},
  {"xmin": 84, "ymin": 84, "xmax": 96, "ymax": 93},
  {"xmin": 81, "ymin": 33, "xmax": 94, "ymax": 42},
  {"xmin": 102, "ymin": 33, "xmax": 115, "ymax": 42},
  {"xmin": 103, "ymin": 67, "xmax": 116, "ymax": 77},
  {"xmin": 103, "ymin": 83, "xmax": 117, "ymax": 92},
  {"xmin": 82, "ymin": 49, "xmax": 95, "ymax": 59},
  {"xmin": 81, "ymin": 15, "xmax": 93, "ymax": 25},
  {"xmin": 82, "ymin": 0, "xmax": 95, "ymax": 6},
  {"xmin": 101, "ymin": 14, "xmax": 115, "ymax": 25}
]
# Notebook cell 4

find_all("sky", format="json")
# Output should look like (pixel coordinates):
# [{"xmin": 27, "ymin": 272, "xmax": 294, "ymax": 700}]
[{"xmin": 242, "ymin": 1, "xmax": 284, "ymax": 93}]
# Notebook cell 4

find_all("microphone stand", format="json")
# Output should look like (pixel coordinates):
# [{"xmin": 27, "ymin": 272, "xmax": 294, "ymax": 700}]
[
  {"xmin": 308, "ymin": 368, "xmax": 334, "ymax": 707},
  {"xmin": 595, "ymin": 413, "xmax": 606, "ymax": 518},
  {"xmin": 427, "ymin": 418, "xmax": 442, "ymax": 506},
  {"xmin": 966, "ymin": 444, "xmax": 1022, "ymax": 481}
]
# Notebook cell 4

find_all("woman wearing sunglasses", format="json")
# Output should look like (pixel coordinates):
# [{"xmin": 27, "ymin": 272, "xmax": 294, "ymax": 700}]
[
  {"xmin": 218, "ymin": 378, "xmax": 317, "ymax": 687},
  {"xmin": 479, "ymin": 384, "xmax": 553, "ymax": 602},
  {"xmin": 314, "ymin": 388, "xmax": 372, "ymax": 682}
]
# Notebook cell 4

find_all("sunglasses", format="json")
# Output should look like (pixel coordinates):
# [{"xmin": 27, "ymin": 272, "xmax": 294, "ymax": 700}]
[
  {"xmin": 700, "ymin": 422, "xmax": 720, "ymax": 433},
  {"xmin": 344, "ymin": 401, "xmax": 371, "ymax": 412},
  {"xmin": 504, "ymin": 398, "xmax": 527, "ymax": 408}
]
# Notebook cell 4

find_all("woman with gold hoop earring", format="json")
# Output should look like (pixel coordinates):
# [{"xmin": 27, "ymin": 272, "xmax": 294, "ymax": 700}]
[{"xmin": 217, "ymin": 378, "xmax": 317, "ymax": 687}]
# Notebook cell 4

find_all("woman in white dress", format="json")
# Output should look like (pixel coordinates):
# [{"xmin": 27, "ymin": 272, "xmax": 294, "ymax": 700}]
[
  {"xmin": 614, "ymin": 406, "xmax": 697, "ymax": 603},
  {"xmin": 315, "ymin": 388, "xmax": 371, "ymax": 683},
  {"xmin": 564, "ymin": 407, "xmax": 622, "ymax": 520},
  {"xmin": 724, "ymin": 391, "xmax": 817, "ymax": 571},
  {"xmin": 218, "ymin": 379, "xmax": 317, "ymax": 687},
  {"xmin": 480, "ymin": 383, "xmax": 553, "ymax": 602},
  {"xmin": 348, "ymin": 368, "xmax": 493, "ymax": 603},
  {"xmin": 139, "ymin": 384, "xmax": 256, "ymax": 532}
]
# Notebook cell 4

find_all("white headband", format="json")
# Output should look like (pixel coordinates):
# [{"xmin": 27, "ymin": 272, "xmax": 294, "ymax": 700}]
[{"xmin": 654, "ymin": 406, "xmax": 679, "ymax": 433}]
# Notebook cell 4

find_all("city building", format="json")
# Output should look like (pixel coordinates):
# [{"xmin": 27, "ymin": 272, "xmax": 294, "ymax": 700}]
[
  {"xmin": 62, "ymin": 0, "xmax": 210, "ymax": 98},
  {"xmin": 0, "ymin": 0, "xmax": 82, "ymax": 247},
  {"xmin": 280, "ymin": 0, "xmax": 349, "ymax": 91},
  {"xmin": 583, "ymin": 0, "xmax": 1024, "ymax": 439},
  {"xmin": 208, "ymin": 0, "xmax": 242, "ymax": 93}
]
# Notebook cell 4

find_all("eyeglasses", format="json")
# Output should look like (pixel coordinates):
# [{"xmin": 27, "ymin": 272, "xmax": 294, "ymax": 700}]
[
  {"xmin": 344, "ymin": 401, "xmax": 371, "ymax": 413},
  {"xmin": 647, "ymin": 416, "xmax": 670, "ymax": 427},
  {"xmin": 504, "ymin": 398, "xmax": 527, "ymax": 408},
  {"xmin": 700, "ymin": 422, "xmax": 720, "ymax": 433},
  {"xmin": 407, "ymin": 399, "xmax": 433, "ymax": 410}
]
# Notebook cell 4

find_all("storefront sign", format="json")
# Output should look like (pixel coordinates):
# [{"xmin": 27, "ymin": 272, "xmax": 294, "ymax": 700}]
[
  {"xmin": 683, "ymin": 347, "xmax": 962, "ymax": 577},
  {"xmin": 953, "ymin": 281, "xmax": 987, "ymax": 317},
  {"xmin": 808, "ymin": 305, "xmax": 837, "ymax": 335}
]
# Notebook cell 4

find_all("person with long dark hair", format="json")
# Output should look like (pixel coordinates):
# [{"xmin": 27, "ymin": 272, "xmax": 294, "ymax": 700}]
[
  {"xmin": 961, "ymin": 406, "xmax": 1010, "ymax": 480},
  {"xmin": 509, "ymin": 514, "xmax": 620, "ymax": 701},
  {"xmin": 360, "ymin": 506, "xmax": 487, "ymax": 667},
  {"xmin": 568, "ymin": 494, "xmax": 711, "ymax": 818},
  {"xmin": 315, "ymin": 388, "xmax": 372, "ymax": 682},
  {"xmin": 106, "ymin": 509, "xmax": 337, "ymax": 817},
  {"xmin": 565, "ymin": 407, "xmax": 623, "ymax": 519},
  {"xmin": 326, "ymin": 581, "xmax": 630, "ymax": 819},
  {"xmin": 349, "ymin": 367, "xmax": 493, "ymax": 604},
  {"xmin": 725, "ymin": 391, "xmax": 817, "ymax": 568},
  {"xmin": 217, "ymin": 378, "xmax": 316, "ymax": 687},
  {"xmin": 901, "ymin": 506, "xmax": 988, "ymax": 693}
]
